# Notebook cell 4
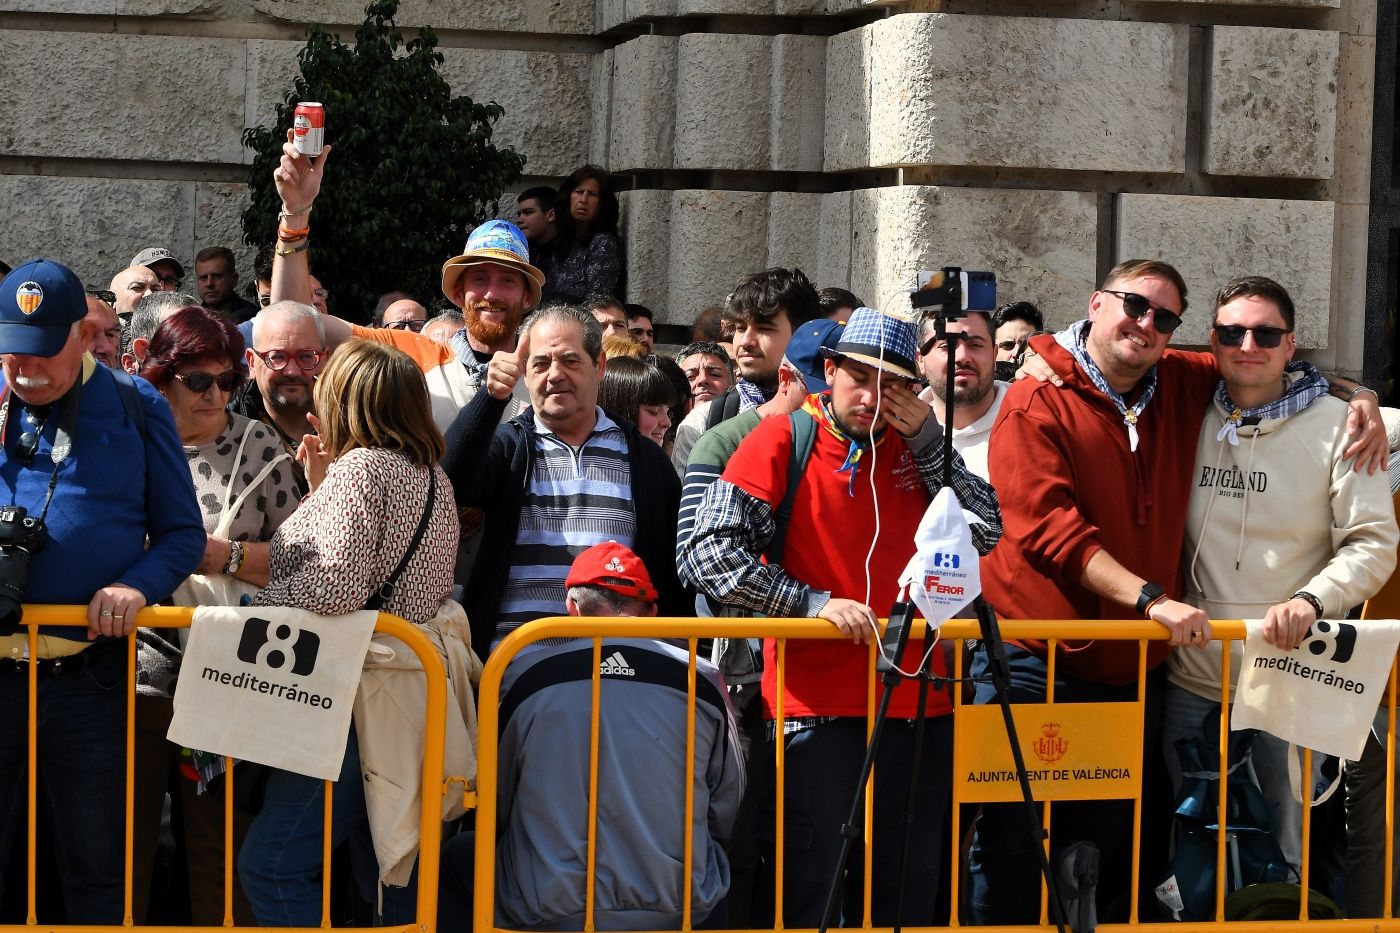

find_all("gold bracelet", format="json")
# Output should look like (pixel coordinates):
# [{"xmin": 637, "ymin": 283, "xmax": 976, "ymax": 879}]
[{"xmin": 275, "ymin": 241, "xmax": 310, "ymax": 257}]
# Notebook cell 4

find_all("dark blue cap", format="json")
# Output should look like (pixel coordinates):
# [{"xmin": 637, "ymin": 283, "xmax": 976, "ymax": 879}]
[
  {"xmin": 783, "ymin": 319, "xmax": 845, "ymax": 393},
  {"xmin": 0, "ymin": 260, "xmax": 88, "ymax": 358}
]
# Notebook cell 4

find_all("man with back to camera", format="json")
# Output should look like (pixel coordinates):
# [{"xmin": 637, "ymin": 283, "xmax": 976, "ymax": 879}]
[
  {"xmin": 437, "ymin": 540, "xmax": 742, "ymax": 931},
  {"xmin": 0, "ymin": 259, "xmax": 204, "ymax": 922}
]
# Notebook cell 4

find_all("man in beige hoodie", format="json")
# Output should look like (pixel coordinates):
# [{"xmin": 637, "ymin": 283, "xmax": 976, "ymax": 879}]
[{"xmin": 1164, "ymin": 275, "xmax": 1398, "ymax": 880}]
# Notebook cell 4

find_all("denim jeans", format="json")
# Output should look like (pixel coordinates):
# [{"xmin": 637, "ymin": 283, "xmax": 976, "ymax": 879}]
[
  {"xmin": 237, "ymin": 728, "xmax": 416, "ymax": 926},
  {"xmin": 967, "ymin": 643, "xmax": 1145, "ymax": 925},
  {"xmin": 754, "ymin": 715, "xmax": 953, "ymax": 928},
  {"xmin": 0, "ymin": 642, "xmax": 128, "ymax": 922}
]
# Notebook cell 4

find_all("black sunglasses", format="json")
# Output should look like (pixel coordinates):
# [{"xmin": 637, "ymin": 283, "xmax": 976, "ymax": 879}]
[
  {"xmin": 384, "ymin": 320, "xmax": 426, "ymax": 332},
  {"xmin": 1102, "ymin": 290, "xmax": 1183, "ymax": 334},
  {"xmin": 85, "ymin": 289, "xmax": 117, "ymax": 305},
  {"xmin": 174, "ymin": 370, "xmax": 243, "ymax": 393},
  {"xmin": 1213, "ymin": 324, "xmax": 1289, "ymax": 349},
  {"xmin": 16, "ymin": 430, "xmax": 40, "ymax": 468}
]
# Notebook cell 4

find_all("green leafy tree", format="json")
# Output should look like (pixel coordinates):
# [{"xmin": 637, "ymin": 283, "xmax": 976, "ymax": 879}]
[{"xmin": 242, "ymin": 0, "xmax": 525, "ymax": 322}]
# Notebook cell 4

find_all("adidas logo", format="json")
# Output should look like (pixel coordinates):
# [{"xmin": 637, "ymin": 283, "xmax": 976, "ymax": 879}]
[{"xmin": 600, "ymin": 651, "xmax": 636, "ymax": 677}]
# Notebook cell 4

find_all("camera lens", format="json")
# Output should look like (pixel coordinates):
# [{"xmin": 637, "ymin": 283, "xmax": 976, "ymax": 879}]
[{"xmin": 0, "ymin": 547, "xmax": 29, "ymax": 637}]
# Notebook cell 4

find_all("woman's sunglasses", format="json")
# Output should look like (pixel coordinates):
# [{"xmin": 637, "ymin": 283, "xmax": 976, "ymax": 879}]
[{"xmin": 173, "ymin": 370, "xmax": 243, "ymax": 393}]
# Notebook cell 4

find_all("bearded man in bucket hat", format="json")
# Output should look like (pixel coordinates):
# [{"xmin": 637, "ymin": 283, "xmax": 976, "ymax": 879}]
[
  {"xmin": 678, "ymin": 306, "xmax": 1003, "ymax": 928},
  {"xmin": 266, "ymin": 134, "xmax": 542, "ymax": 433},
  {"xmin": 0, "ymin": 259, "xmax": 203, "ymax": 922}
]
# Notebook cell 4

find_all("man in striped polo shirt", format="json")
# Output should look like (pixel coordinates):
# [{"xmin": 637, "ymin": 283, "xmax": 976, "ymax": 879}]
[{"xmin": 443, "ymin": 304, "xmax": 687, "ymax": 655}]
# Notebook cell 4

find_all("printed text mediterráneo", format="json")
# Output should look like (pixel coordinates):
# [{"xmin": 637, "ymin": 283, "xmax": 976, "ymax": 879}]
[{"xmin": 201, "ymin": 666, "xmax": 334, "ymax": 708}]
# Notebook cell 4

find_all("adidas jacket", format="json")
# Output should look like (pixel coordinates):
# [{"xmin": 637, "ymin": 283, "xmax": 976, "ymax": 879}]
[{"xmin": 492, "ymin": 638, "xmax": 743, "ymax": 929}]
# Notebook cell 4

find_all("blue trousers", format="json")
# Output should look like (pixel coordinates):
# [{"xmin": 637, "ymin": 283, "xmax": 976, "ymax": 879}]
[
  {"xmin": 237, "ymin": 728, "xmax": 415, "ymax": 926},
  {"xmin": 0, "ymin": 643, "xmax": 129, "ymax": 923},
  {"xmin": 757, "ymin": 715, "xmax": 953, "ymax": 928}
]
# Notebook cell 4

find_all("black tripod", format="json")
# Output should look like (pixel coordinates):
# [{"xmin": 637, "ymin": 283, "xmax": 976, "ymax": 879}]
[{"xmin": 815, "ymin": 298, "xmax": 1068, "ymax": 933}]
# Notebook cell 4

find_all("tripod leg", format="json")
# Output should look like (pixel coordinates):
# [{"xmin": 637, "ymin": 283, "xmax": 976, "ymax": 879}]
[
  {"xmin": 816, "ymin": 600, "xmax": 918, "ymax": 933},
  {"xmin": 888, "ymin": 622, "xmax": 939, "ymax": 933},
  {"xmin": 975, "ymin": 596, "xmax": 1070, "ymax": 933}
]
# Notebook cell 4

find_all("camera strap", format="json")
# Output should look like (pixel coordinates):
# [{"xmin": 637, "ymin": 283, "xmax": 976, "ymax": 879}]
[{"xmin": 0, "ymin": 378, "xmax": 82, "ymax": 525}]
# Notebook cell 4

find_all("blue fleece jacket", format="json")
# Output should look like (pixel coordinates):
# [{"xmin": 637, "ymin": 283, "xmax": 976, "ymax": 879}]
[{"xmin": 0, "ymin": 361, "xmax": 205, "ymax": 635}]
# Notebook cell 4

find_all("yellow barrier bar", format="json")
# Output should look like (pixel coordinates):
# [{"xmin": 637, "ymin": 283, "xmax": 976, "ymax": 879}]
[
  {"xmin": 774, "ymin": 637, "xmax": 786, "ymax": 931},
  {"xmin": 682, "ymin": 638, "xmax": 697, "ymax": 932},
  {"xmin": 125, "ymin": 631, "xmax": 137, "ymax": 927},
  {"xmin": 1128, "ymin": 639, "xmax": 1145, "ymax": 924},
  {"xmin": 585, "ymin": 637, "xmax": 603, "ymax": 933},
  {"xmin": 25, "ymin": 623, "xmax": 36, "ymax": 925},
  {"xmin": 948, "ymin": 643, "xmax": 964, "ymax": 930},
  {"xmin": 1215, "ymin": 638, "xmax": 1230, "ymax": 920},
  {"xmin": 1300, "ymin": 745, "xmax": 1314, "ymax": 922},
  {"xmin": 1389, "ymin": 661, "xmax": 1397, "ymax": 919},
  {"xmin": 224, "ymin": 755, "xmax": 235, "ymax": 928}
]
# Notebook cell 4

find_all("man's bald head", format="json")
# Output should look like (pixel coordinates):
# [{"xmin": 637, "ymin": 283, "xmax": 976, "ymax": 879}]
[{"xmin": 110, "ymin": 266, "xmax": 159, "ymax": 314}]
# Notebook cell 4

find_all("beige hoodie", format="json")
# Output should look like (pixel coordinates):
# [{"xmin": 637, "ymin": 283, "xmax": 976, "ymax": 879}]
[{"xmin": 1168, "ymin": 383, "xmax": 1399, "ymax": 701}]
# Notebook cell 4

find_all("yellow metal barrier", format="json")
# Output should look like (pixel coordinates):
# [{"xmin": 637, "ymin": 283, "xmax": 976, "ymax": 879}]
[
  {"xmin": 475, "ymin": 617, "xmax": 1400, "ymax": 933},
  {"xmin": 2, "ymin": 604, "xmax": 455, "ymax": 933}
]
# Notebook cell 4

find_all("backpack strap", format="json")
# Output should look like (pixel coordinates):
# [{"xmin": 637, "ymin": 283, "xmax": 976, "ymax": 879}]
[
  {"xmin": 705, "ymin": 386, "xmax": 743, "ymax": 431},
  {"xmin": 109, "ymin": 367, "xmax": 147, "ymax": 440},
  {"xmin": 766, "ymin": 409, "xmax": 817, "ymax": 566}
]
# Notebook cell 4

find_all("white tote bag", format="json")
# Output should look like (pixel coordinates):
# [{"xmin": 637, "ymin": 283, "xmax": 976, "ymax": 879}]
[
  {"xmin": 168, "ymin": 606, "xmax": 378, "ymax": 780},
  {"xmin": 1233, "ymin": 617, "xmax": 1400, "ymax": 802}
]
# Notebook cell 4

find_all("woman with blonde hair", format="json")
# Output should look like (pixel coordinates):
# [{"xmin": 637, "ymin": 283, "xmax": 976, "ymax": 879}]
[{"xmin": 238, "ymin": 339, "xmax": 462, "ymax": 927}]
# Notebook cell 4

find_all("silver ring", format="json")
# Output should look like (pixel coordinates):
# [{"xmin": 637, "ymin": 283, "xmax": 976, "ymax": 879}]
[{"xmin": 99, "ymin": 609, "xmax": 113, "ymax": 617}]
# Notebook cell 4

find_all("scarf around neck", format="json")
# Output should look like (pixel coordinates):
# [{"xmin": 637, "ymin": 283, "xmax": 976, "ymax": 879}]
[
  {"xmin": 803, "ymin": 395, "xmax": 890, "ymax": 496},
  {"xmin": 1213, "ymin": 361, "xmax": 1327, "ymax": 446},
  {"xmin": 1056, "ymin": 319, "xmax": 1157, "ymax": 453}
]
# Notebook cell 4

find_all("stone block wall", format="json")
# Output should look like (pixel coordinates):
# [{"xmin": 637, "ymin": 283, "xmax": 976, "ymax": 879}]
[{"xmin": 0, "ymin": 0, "xmax": 1375, "ymax": 375}]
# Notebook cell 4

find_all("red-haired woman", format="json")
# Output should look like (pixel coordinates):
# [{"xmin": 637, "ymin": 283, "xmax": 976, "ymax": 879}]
[{"xmin": 133, "ymin": 305, "xmax": 301, "ymax": 924}]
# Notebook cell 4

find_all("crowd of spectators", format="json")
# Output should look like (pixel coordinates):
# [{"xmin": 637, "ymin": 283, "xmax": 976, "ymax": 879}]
[{"xmin": 2, "ymin": 131, "xmax": 1399, "ymax": 931}]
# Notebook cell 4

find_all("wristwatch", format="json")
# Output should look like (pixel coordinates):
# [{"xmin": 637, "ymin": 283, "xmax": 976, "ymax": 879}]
[
  {"xmin": 1293, "ymin": 590, "xmax": 1324, "ymax": 618},
  {"xmin": 1136, "ymin": 581, "xmax": 1166, "ymax": 617}
]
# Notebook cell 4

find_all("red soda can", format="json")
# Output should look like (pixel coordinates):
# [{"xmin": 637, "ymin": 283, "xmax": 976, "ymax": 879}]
[{"xmin": 293, "ymin": 102, "xmax": 325, "ymax": 157}]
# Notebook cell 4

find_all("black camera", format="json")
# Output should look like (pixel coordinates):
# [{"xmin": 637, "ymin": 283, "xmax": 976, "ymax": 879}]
[{"xmin": 0, "ymin": 505, "xmax": 48, "ymax": 636}]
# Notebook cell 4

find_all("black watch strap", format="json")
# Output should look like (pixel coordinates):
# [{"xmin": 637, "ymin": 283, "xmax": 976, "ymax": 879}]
[{"xmin": 1136, "ymin": 581, "xmax": 1166, "ymax": 616}]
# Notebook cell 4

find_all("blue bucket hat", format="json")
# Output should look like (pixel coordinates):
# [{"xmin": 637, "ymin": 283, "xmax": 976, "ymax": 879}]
[
  {"xmin": 783, "ymin": 319, "xmax": 845, "ymax": 393},
  {"xmin": 820, "ymin": 306, "xmax": 919, "ymax": 380},
  {"xmin": 440, "ymin": 219, "xmax": 545, "ymax": 309},
  {"xmin": 0, "ymin": 259, "xmax": 88, "ymax": 358}
]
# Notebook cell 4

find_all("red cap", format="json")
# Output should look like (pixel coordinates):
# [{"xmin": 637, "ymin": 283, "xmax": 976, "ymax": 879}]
[{"xmin": 565, "ymin": 541, "xmax": 658, "ymax": 603}]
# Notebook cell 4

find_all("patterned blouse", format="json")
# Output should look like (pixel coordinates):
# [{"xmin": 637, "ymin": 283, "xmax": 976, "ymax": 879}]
[
  {"xmin": 256, "ymin": 448, "xmax": 459, "ymax": 626},
  {"xmin": 547, "ymin": 231, "xmax": 622, "ymax": 302}
]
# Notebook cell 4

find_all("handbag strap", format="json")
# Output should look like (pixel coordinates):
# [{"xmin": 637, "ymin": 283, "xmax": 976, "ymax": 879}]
[
  {"xmin": 364, "ymin": 468, "xmax": 437, "ymax": 612},
  {"xmin": 216, "ymin": 425, "xmax": 293, "ymax": 539}
]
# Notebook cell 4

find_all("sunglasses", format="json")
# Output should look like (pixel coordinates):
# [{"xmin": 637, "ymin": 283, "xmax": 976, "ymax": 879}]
[
  {"xmin": 1102, "ymin": 290, "xmax": 1183, "ymax": 334},
  {"xmin": 1213, "ymin": 324, "xmax": 1290, "ymax": 349},
  {"xmin": 384, "ymin": 320, "xmax": 426, "ymax": 332},
  {"xmin": 85, "ymin": 289, "xmax": 117, "ymax": 305},
  {"xmin": 16, "ymin": 429, "xmax": 40, "ymax": 468},
  {"xmin": 174, "ymin": 369, "xmax": 243, "ymax": 393},
  {"xmin": 253, "ymin": 347, "xmax": 324, "ymax": 372}
]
